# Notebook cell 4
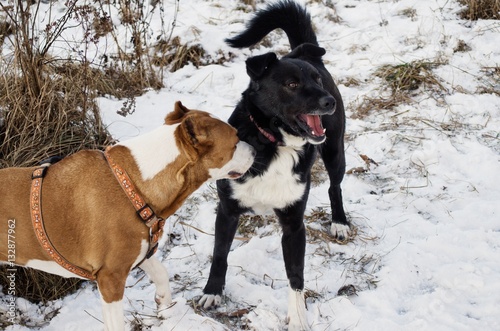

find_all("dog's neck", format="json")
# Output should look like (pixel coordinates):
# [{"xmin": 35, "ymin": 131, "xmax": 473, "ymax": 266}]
[
  {"xmin": 118, "ymin": 125, "xmax": 181, "ymax": 181},
  {"xmin": 109, "ymin": 129, "xmax": 209, "ymax": 218},
  {"xmin": 249, "ymin": 114, "xmax": 285, "ymax": 146}
]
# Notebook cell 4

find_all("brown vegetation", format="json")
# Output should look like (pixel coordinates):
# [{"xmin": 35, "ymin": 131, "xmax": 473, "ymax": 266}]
[{"xmin": 459, "ymin": 0, "xmax": 500, "ymax": 20}]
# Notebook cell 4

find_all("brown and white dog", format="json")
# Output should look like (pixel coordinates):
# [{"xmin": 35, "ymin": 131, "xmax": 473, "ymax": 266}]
[{"xmin": 0, "ymin": 101, "xmax": 255, "ymax": 330}]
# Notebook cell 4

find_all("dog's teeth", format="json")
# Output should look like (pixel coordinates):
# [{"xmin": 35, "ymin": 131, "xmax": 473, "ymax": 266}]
[{"xmin": 323, "ymin": 128, "xmax": 326, "ymax": 134}]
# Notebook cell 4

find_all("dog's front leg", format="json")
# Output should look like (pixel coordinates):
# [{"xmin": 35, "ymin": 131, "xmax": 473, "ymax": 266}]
[
  {"xmin": 276, "ymin": 205, "xmax": 310, "ymax": 331},
  {"xmin": 320, "ymin": 116, "xmax": 351, "ymax": 241},
  {"xmin": 200, "ymin": 193, "xmax": 242, "ymax": 309},
  {"xmin": 139, "ymin": 256, "xmax": 172, "ymax": 318},
  {"xmin": 97, "ymin": 270, "xmax": 128, "ymax": 331}
]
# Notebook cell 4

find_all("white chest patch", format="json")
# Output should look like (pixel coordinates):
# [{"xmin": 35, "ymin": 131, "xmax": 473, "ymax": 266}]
[
  {"xmin": 119, "ymin": 124, "xmax": 180, "ymax": 181},
  {"xmin": 231, "ymin": 144, "xmax": 306, "ymax": 214},
  {"xmin": 24, "ymin": 260, "xmax": 87, "ymax": 279}
]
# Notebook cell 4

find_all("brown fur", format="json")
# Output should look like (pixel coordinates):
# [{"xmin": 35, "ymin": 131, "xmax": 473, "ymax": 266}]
[{"xmin": 0, "ymin": 101, "xmax": 241, "ymax": 306}]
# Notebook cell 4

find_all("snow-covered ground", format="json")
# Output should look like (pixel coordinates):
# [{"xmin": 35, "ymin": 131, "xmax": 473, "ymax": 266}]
[{"xmin": 2, "ymin": 0, "xmax": 499, "ymax": 330}]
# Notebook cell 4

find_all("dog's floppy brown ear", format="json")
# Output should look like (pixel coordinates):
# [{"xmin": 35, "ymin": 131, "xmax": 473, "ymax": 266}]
[
  {"xmin": 183, "ymin": 117, "xmax": 209, "ymax": 146},
  {"xmin": 176, "ymin": 115, "xmax": 211, "ymax": 162},
  {"xmin": 286, "ymin": 43, "xmax": 326, "ymax": 59},
  {"xmin": 165, "ymin": 101, "xmax": 190, "ymax": 124},
  {"xmin": 246, "ymin": 52, "xmax": 278, "ymax": 80}
]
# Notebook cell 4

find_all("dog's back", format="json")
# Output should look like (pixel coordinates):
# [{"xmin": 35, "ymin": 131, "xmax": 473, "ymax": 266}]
[{"xmin": 226, "ymin": 0, "xmax": 317, "ymax": 49}]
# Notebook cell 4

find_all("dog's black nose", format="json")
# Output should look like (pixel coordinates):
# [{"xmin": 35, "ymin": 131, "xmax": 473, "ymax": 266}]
[{"xmin": 319, "ymin": 96, "xmax": 336, "ymax": 110}]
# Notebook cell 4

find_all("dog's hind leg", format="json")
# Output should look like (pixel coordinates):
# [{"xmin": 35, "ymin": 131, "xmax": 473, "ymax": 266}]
[
  {"xmin": 139, "ymin": 256, "xmax": 172, "ymax": 318},
  {"xmin": 276, "ymin": 203, "xmax": 310, "ymax": 330},
  {"xmin": 200, "ymin": 191, "xmax": 243, "ymax": 309},
  {"xmin": 97, "ymin": 269, "xmax": 128, "ymax": 331},
  {"xmin": 320, "ymin": 115, "xmax": 351, "ymax": 241}
]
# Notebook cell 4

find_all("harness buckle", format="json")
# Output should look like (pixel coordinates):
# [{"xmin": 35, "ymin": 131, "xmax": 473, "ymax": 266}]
[
  {"xmin": 32, "ymin": 166, "xmax": 49, "ymax": 180},
  {"xmin": 137, "ymin": 204, "xmax": 157, "ymax": 226}
]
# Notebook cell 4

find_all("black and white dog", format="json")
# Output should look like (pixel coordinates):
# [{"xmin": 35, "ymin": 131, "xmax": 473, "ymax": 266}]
[{"xmin": 199, "ymin": 1, "xmax": 350, "ymax": 329}]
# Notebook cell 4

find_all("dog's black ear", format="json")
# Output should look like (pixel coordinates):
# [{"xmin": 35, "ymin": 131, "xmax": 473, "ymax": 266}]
[
  {"xmin": 246, "ymin": 52, "xmax": 278, "ymax": 80},
  {"xmin": 286, "ymin": 43, "xmax": 326, "ymax": 59}
]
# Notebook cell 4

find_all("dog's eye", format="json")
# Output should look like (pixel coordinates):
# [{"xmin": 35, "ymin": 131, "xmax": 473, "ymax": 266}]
[
  {"xmin": 316, "ymin": 76, "xmax": 323, "ymax": 86},
  {"xmin": 286, "ymin": 81, "xmax": 299, "ymax": 89}
]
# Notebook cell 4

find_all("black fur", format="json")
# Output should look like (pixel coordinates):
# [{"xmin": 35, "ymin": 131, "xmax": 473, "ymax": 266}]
[{"xmin": 202, "ymin": 0, "xmax": 349, "ymax": 302}]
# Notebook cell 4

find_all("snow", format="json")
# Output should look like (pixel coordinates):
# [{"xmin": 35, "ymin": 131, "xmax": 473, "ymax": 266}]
[{"xmin": 1, "ymin": 0, "xmax": 500, "ymax": 330}]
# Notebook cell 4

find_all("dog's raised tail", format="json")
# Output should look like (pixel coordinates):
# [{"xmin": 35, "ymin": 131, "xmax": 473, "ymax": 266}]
[{"xmin": 225, "ymin": 0, "xmax": 318, "ymax": 50}]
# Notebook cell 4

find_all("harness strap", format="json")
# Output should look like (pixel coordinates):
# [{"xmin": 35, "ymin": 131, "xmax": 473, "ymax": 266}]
[
  {"xmin": 103, "ymin": 147, "xmax": 165, "ymax": 259},
  {"xmin": 30, "ymin": 166, "xmax": 96, "ymax": 280}
]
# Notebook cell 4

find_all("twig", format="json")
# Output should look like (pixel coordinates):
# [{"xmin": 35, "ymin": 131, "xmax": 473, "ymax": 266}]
[{"xmin": 178, "ymin": 221, "xmax": 250, "ymax": 241}]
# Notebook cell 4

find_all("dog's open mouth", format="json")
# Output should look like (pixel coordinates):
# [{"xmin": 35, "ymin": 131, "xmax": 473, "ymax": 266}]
[
  {"xmin": 297, "ymin": 114, "xmax": 326, "ymax": 142},
  {"xmin": 228, "ymin": 171, "xmax": 244, "ymax": 179}
]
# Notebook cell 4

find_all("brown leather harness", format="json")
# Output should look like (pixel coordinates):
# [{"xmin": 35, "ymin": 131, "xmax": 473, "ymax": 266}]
[{"xmin": 30, "ymin": 148, "xmax": 165, "ymax": 280}]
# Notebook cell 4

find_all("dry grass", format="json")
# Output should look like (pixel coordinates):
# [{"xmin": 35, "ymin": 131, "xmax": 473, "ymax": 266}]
[
  {"xmin": 0, "ymin": 268, "xmax": 85, "ymax": 305},
  {"xmin": 375, "ymin": 61, "xmax": 445, "ymax": 93},
  {"xmin": 311, "ymin": 158, "xmax": 329, "ymax": 186},
  {"xmin": 454, "ymin": 39, "xmax": 472, "ymax": 53},
  {"xmin": 459, "ymin": 0, "xmax": 500, "ymax": 20},
  {"xmin": 353, "ymin": 60, "xmax": 447, "ymax": 118},
  {"xmin": 353, "ymin": 92, "xmax": 412, "ymax": 119},
  {"xmin": 154, "ymin": 36, "xmax": 206, "ymax": 72},
  {"xmin": 189, "ymin": 299, "xmax": 253, "ymax": 330},
  {"xmin": 0, "ymin": 59, "xmax": 113, "ymax": 168},
  {"xmin": 399, "ymin": 7, "xmax": 418, "ymax": 21},
  {"xmin": 237, "ymin": 214, "xmax": 278, "ymax": 239},
  {"xmin": 154, "ymin": 36, "xmax": 236, "ymax": 72},
  {"xmin": 478, "ymin": 66, "xmax": 500, "ymax": 96},
  {"xmin": 305, "ymin": 207, "xmax": 357, "ymax": 245}
]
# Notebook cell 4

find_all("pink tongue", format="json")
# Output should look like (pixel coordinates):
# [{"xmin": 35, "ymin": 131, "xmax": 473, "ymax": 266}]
[{"xmin": 303, "ymin": 115, "xmax": 324, "ymax": 136}]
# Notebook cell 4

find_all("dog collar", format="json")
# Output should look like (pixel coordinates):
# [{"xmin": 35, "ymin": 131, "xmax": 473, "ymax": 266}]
[
  {"xmin": 249, "ymin": 115, "xmax": 285, "ymax": 146},
  {"xmin": 104, "ymin": 147, "xmax": 165, "ymax": 261}
]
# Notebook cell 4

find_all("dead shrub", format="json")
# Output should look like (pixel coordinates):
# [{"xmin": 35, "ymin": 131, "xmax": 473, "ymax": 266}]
[
  {"xmin": 155, "ymin": 36, "xmax": 206, "ymax": 72},
  {"xmin": 459, "ymin": 0, "xmax": 500, "ymax": 20},
  {"xmin": 154, "ymin": 36, "xmax": 236, "ymax": 72},
  {"xmin": 0, "ymin": 19, "xmax": 13, "ymax": 47}
]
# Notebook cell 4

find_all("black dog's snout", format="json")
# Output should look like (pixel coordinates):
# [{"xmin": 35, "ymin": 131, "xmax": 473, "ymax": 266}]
[{"xmin": 319, "ymin": 96, "xmax": 336, "ymax": 110}]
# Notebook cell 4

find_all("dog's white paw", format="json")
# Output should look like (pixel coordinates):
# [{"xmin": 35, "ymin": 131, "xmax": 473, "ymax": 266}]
[
  {"xmin": 330, "ymin": 223, "xmax": 351, "ymax": 241},
  {"xmin": 155, "ymin": 292, "xmax": 172, "ymax": 307},
  {"xmin": 198, "ymin": 294, "xmax": 221, "ymax": 309},
  {"xmin": 287, "ymin": 288, "xmax": 310, "ymax": 331}
]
